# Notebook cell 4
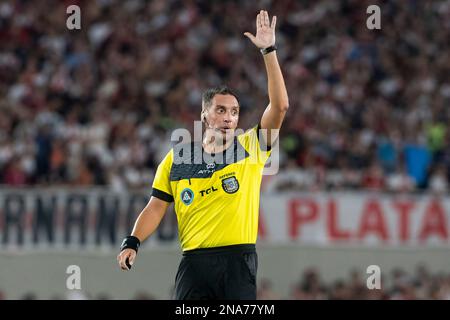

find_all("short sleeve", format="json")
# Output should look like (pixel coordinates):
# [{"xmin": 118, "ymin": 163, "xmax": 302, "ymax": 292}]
[
  {"xmin": 239, "ymin": 124, "xmax": 272, "ymax": 165},
  {"xmin": 151, "ymin": 149, "xmax": 174, "ymax": 202}
]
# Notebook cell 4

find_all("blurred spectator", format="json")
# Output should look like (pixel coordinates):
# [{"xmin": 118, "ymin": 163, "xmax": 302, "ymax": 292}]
[
  {"xmin": 428, "ymin": 165, "xmax": 448, "ymax": 194},
  {"xmin": 0, "ymin": 0, "xmax": 448, "ymax": 193},
  {"xmin": 97, "ymin": 292, "xmax": 112, "ymax": 300},
  {"xmin": 404, "ymin": 141, "xmax": 432, "ymax": 189},
  {"xmin": 362, "ymin": 161, "xmax": 385, "ymax": 191},
  {"xmin": 329, "ymin": 280, "xmax": 352, "ymax": 300},
  {"xmin": 377, "ymin": 133, "xmax": 399, "ymax": 174},
  {"xmin": 386, "ymin": 162, "xmax": 416, "ymax": 193},
  {"xmin": 2, "ymin": 157, "xmax": 27, "ymax": 185},
  {"xmin": 291, "ymin": 267, "xmax": 327, "ymax": 300},
  {"xmin": 3, "ymin": 264, "xmax": 450, "ymax": 300},
  {"xmin": 286, "ymin": 265, "xmax": 450, "ymax": 300},
  {"xmin": 21, "ymin": 292, "xmax": 37, "ymax": 300},
  {"xmin": 257, "ymin": 278, "xmax": 280, "ymax": 300},
  {"xmin": 133, "ymin": 291, "xmax": 157, "ymax": 300}
]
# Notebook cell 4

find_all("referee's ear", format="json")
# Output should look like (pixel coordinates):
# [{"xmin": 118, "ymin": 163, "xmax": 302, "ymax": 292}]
[{"xmin": 201, "ymin": 110, "xmax": 206, "ymax": 123}]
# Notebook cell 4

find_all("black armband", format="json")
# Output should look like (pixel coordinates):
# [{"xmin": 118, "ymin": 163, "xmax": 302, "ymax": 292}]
[
  {"xmin": 120, "ymin": 235, "xmax": 141, "ymax": 253},
  {"xmin": 260, "ymin": 45, "xmax": 277, "ymax": 55}
]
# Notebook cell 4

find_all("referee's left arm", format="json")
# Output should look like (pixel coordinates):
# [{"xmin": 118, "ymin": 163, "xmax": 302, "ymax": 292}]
[{"xmin": 244, "ymin": 10, "xmax": 289, "ymax": 147}]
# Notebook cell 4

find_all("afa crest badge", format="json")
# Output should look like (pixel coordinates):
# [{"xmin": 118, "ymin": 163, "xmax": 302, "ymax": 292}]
[{"xmin": 221, "ymin": 176, "xmax": 239, "ymax": 194}]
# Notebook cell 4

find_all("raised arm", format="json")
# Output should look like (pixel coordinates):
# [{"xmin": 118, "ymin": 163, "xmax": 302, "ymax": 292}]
[{"xmin": 244, "ymin": 10, "xmax": 289, "ymax": 146}]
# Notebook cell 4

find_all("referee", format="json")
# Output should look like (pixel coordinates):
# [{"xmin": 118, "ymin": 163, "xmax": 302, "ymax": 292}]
[{"xmin": 117, "ymin": 10, "xmax": 289, "ymax": 300}]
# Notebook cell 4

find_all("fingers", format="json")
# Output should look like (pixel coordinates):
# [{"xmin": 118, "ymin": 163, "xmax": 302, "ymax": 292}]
[
  {"xmin": 117, "ymin": 249, "xmax": 135, "ymax": 271},
  {"xmin": 256, "ymin": 10, "xmax": 273, "ymax": 29},
  {"xmin": 119, "ymin": 252, "xmax": 129, "ymax": 270},
  {"xmin": 256, "ymin": 12, "xmax": 262, "ymax": 30},
  {"xmin": 271, "ymin": 15, "xmax": 277, "ymax": 29},
  {"xmin": 128, "ymin": 251, "xmax": 136, "ymax": 267},
  {"xmin": 263, "ymin": 10, "xmax": 270, "ymax": 27},
  {"xmin": 244, "ymin": 32, "xmax": 256, "ymax": 43}
]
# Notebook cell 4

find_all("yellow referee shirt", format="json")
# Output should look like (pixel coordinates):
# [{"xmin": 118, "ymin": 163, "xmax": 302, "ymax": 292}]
[{"xmin": 151, "ymin": 124, "xmax": 271, "ymax": 251}]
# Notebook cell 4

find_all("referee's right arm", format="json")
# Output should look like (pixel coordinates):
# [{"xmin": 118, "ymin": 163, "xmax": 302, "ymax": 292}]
[
  {"xmin": 117, "ymin": 196, "xmax": 170, "ymax": 270},
  {"xmin": 118, "ymin": 149, "xmax": 174, "ymax": 271}
]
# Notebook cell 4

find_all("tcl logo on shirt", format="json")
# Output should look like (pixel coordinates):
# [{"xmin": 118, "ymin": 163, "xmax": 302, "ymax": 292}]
[{"xmin": 199, "ymin": 186, "xmax": 218, "ymax": 197}]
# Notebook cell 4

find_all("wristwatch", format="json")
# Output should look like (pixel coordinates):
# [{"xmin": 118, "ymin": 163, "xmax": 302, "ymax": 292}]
[{"xmin": 260, "ymin": 45, "xmax": 277, "ymax": 55}]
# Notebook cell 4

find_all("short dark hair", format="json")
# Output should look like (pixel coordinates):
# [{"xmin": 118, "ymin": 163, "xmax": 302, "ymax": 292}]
[{"xmin": 201, "ymin": 85, "xmax": 239, "ymax": 110}]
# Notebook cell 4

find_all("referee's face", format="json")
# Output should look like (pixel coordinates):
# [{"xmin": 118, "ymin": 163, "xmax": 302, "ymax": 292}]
[{"xmin": 204, "ymin": 94, "xmax": 239, "ymax": 141}]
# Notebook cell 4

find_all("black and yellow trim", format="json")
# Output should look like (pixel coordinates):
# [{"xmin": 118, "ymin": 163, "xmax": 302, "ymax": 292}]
[
  {"xmin": 256, "ymin": 123, "xmax": 272, "ymax": 152},
  {"xmin": 151, "ymin": 188, "xmax": 174, "ymax": 203}
]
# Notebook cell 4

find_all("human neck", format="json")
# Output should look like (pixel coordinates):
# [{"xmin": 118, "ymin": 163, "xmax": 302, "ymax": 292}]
[{"xmin": 202, "ymin": 130, "xmax": 233, "ymax": 154}]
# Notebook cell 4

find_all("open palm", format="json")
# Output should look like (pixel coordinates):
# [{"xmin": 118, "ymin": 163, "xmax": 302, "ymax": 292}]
[{"xmin": 244, "ymin": 10, "xmax": 276, "ymax": 49}]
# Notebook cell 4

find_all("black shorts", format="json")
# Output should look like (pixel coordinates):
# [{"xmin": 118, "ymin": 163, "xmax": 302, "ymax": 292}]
[{"xmin": 174, "ymin": 244, "xmax": 258, "ymax": 300}]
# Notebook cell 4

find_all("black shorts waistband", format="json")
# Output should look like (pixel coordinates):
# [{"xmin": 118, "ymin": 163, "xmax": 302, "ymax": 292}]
[{"xmin": 182, "ymin": 244, "xmax": 256, "ymax": 256}]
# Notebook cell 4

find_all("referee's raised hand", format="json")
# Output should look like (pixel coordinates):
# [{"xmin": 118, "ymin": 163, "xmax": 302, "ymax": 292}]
[{"xmin": 244, "ymin": 10, "xmax": 276, "ymax": 49}]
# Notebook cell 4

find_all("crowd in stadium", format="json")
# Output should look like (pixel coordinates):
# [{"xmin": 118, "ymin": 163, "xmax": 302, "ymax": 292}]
[
  {"xmin": 1, "ymin": 264, "xmax": 449, "ymax": 300},
  {"xmin": 258, "ymin": 265, "xmax": 450, "ymax": 300},
  {"xmin": 0, "ymin": 0, "xmax": 449, "ymax": 193}
]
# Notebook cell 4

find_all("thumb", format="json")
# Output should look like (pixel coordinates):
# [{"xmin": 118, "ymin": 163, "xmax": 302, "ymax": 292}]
[
  {"xmin": 244, "ymin": 32, "xmax": 256, "ymax": 42},
  {"xmin": 128, "ymin": 251, "xmax": 136, "ymax": 265}
]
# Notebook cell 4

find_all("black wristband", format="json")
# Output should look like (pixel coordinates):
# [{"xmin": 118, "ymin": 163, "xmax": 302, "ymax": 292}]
[
  {"xmin": 260, "ymin": 45, "xmax": 277, "ymax": 55},
  {"xmin": 120, "ymin": 235, "xmax": 140, "ymax": 253}
]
